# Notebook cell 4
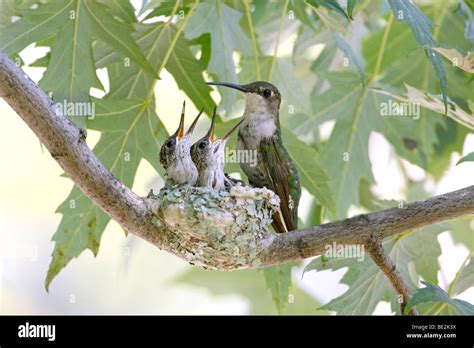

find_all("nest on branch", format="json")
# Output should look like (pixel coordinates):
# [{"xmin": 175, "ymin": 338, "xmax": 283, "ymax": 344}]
[{"xmin": 147, "ymin": 184, "xmax": 280, "ymax": 270}]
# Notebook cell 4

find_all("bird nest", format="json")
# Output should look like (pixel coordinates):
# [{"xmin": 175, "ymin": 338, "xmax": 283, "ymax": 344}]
[{"xmin": 147, "ymin": 184, "xmax": 280, "ymax": 269}]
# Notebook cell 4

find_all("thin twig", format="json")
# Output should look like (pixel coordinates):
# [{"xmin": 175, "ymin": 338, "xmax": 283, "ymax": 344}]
[{"xmin": 365, "ymin": 235, "xmax": 418, "ymax": 315}]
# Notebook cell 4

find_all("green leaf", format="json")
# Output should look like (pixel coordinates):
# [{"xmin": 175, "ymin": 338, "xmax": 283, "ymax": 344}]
[
  {"xmin": 95, "ymin": 22, "xmax": 215, "ymax": 117},
  {"xmin": 315, "ymin": 74, "xmax": 420, "ymax": 218},
  {"xmin": 428, "ymin": 118, "xmax": 469, "ymax": 181},
  {"xmin": 347, "ymin": 0, "xmax": 356, "ymax": 19},
  {"xmin": 46, "ymin": 189, "xmax": 110, "ymax": 290},
  {"xmin": 312, "ymin": 223, "xmax": 446, "ymax": 314},
  {"xmin": 99, "ymin": 0, "xmax": 137, "ymax": 23},
  {"xmin": 403, "ymin": 183, "xmax": 445, "ymax": 285},
  {"xmin": 29, "ymin": 52, "xmax": 50, "ymax": 67},
  {"xmin": 332, "ymin": 32, "xmax": 365, "ymax": 85},
  {"xmin": 312, "ymin": 76, "xmax": 370, "ymax": 218},
  {"xmin": 0, "ymin": 0, "xmax": 35, "ymax": 30},
  {"xmin": 289, "ymin": 0, "xmax": 316, "ymax": 29},
  {"xmin": 0, "ymin": 1, "xmax": 71, "ymax": 55},
  {"xmin": 45, "ymin": 8, "xmax": 201, "ymax": 288},
  {"xmin": 366, "ymin": 84, "xmax": 471, "ymax": 181},
  {"xmin": 82, "ymin": 1, "xmax": 156, "ymax": 77},
  {"xmin": 305, "ymin": 2, "xmax": 363, "ymax": 85},
  {"xmin": 250, "ymin": 0, "xmax": 282, "ymax": 27},
  {"xmin": 364, "ymin": 3, "xmax": 472, "ymax": 104},
  {"xmin": 39, "ymin": 1, "xmax": 104, "ymax": 128},
  {"xmin": 184, "ymin": 0, "xmax": 252, "ymax": 114},
  {"xmin": 0, "ymin": 1, "xmax": 155, "ymax": 76},
  {"xmin": 139, "ymin": 0, "xmax": 185, "ymax": 17},
  {"xmin": 263, "ymin": 264, "xmax": 292, "ymax": 314},
  {"xmin": 46, "ymin": 98, "xmax": 168, "ymax": 290},
  {"xmin": 305, "ymin": 183, "xmax": 446, "ymax": 315},
  {"xmin": 307, "ymin": 0, "xmax": 350, "ymax": 22},
  {"xmin": 363, "ymin": 2, "xmax": 472, "ymax": 178},
  {"xmin": 450, "ymin": 218, "xmax": 474, "ymax": 251},
  {"xmin": 2, "ymin": 0, "xmax": 159, "ymax": 128},
  {"xmin": 308, "ymin": 3, "xmax": 347, "ymax": 33},
  {"xmin": 387, "ymin": 0, "xmax": 448, "ymax": 112},
  {"xmin": 406, "ymin": 225, "xmax": 444, "ymax": 285},
  {"xmin": 359, "ymin": 180, "xmax": 398, "ymax": 211},
  {"xmin": 451, "ymin": 257, "xmax": 474, "ymax": 296},
  {"xmin": 164, "ymin": 24, "xmax": 216, "ymax": 116},
  {"xmin": 304, "ymin": 252, "xmax": 361, "ymax": 274},
  {"xmin": 406, "ymin": 281, "xmax": 474, "ymax": 315},
  {"xmin": 457, "ymin": 151, "xmax": 474, "ymax": 165},
  {"xmin": 308, "ymin": 67, "xmax": 464, "ymax": 217},
  {"xmin": 143, "ymin": 0, "xmax": 180, "ymax": 20},
  {"xmin": 314, "ymin": 237, "xmax": 417, "ymax": 314}
]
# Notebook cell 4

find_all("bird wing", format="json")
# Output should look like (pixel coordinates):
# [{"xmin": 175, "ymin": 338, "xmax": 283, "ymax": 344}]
[{"xmin": 259, "ymin": 135, "xmax": 301, "ymax": 233}]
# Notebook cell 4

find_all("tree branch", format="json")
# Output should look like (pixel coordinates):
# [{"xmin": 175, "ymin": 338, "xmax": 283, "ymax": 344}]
[
  {"xmin": 259, "ymin": 186, "xmax": 474, "ymax": 266},
  {"xmin": 365, "ymin": 236, "xmax": 418, "ymax": 315},
  {"xmin": 1, "ymin": 50, "xmax": 474, "ymax": 275}
]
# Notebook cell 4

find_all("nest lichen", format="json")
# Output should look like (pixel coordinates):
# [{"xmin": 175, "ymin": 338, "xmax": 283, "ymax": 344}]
[{"xmin": 148, "ymin": 184, "xmax": 280, "ymax": 269}]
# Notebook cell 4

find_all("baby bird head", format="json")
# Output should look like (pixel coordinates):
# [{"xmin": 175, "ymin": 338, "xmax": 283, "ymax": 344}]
[
  {"xmin": 191, "ymin": 107, "xmax": 243, "ymax": 171},
  {"xmin": 159, "ymin": 101, "xmax": 203, "ymax": 169}
]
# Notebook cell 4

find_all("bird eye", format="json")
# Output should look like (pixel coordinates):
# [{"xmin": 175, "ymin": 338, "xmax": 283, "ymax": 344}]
[
  {"xmin": 263, "ymin": 89, "xmax": 272, "ymax": 98},
  {"xmin": 166, "ymin": 140, "xmax": 174, "ymax": 148},
  {"xmin": 198, "ymin": 141, "xmax": 207, "ymax": 149}
]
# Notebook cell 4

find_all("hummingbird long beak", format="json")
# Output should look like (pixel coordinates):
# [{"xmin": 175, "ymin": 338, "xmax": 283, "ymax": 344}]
[
  {"xmin": 206, "ymin": 107, "xmax": 217, "ymax": 143},
  {"xmin": 206, "ymin": 82, "xmax": 249, "ymax": 93},
  {"xmin": 186, "ymin": 107, "xmax": 204, "ymax": 136},
  {"xmin": 174, "ymin": 100, "xmax": 186, "ymax": 140}
]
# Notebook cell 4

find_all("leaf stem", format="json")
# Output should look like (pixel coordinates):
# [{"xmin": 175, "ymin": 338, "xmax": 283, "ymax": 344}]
[
  {"xmin": 268, "ymin": 0, "xmax": 289, "ymax": 81},
  {"xmin": 357, "ymin": 0, "xmax": 371, "ymax": 13},
  {"xmin": 448, "ymin": 252, "xmax": 472, "ymax": 296},
  {"xmin": 243, "ymin": 0, "xmax": 260, "ymax": 80},
  {"xmin": 371, "ymin": 13, "xmax": 393, "ymax": 81},
  {"xmin": 147, "ymin": 0, "xmax": 199, "ymax": 102},
  {"xmin": 168, "ymin": 0, "xmax": 181, "ymax": 22},
  {"xmin": 432, "ymin": 251, "xmax": 471, "ymax": 315},
  {"xmin": 433, "ymin": 302, "xmax": 447, "ymax": 315}
]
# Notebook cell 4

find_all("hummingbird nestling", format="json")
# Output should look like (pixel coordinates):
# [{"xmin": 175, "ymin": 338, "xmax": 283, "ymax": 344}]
[
  {"xmin": 191, "ymin": 107, "xmax": 243, "ymax": 190},
  {"xmin": 159, "ymin": 101, "xmax": 203, "ymax": 185},
  {"xmin": 207, "ymin": 81, "xmax": 301, "ymax": 233}
]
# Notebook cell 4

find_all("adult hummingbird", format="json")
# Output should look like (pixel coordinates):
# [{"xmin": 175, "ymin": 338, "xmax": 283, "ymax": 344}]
[
  {"xmin": 207, "ymin": 81, "xmax": 301, "ymax": 233},
  {"xmin": 191, "ymin": 107, "xmax": 243, "ymax": 190},
  {"xmin": 159, "ymin": 101, "xmax": 203, "ymax": 185}
]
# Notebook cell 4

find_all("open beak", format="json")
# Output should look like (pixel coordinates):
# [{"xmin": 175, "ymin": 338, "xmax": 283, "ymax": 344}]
[
  {"xmin": 207, "ymin": 82, "xmax": 249, "ymax": 93},
  {"xmin": 174, "ymin": 100, "xmax": 186, "ymax": 140},
  {"xmin": 186, "ymin": 107, "xmax": 204, "ymax": 136},
  {"xmin": 222, "ymin": 118, "xmax": 244, "ymax": 141},
  {"xmin": 206, "ymin": 107, "xmax": 217, "ymax": 143},
  {"xmin": 213, "ymin": 118, "xmax": 244, "ymax": 153}
]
